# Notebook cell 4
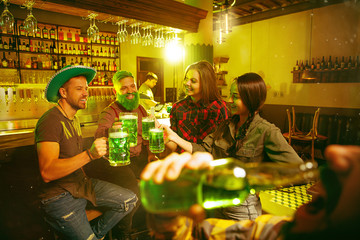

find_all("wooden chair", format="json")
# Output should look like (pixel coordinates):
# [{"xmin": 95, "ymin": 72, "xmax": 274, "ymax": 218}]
[{"xmin": 282, "ymin": 107, "xmax": 328, "ymax": 162}]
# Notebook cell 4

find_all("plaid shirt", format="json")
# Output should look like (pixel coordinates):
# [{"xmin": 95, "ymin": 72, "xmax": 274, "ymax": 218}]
[{"xmin": 170, "ymin": 96, "xmax": 229, "ymax": 145}]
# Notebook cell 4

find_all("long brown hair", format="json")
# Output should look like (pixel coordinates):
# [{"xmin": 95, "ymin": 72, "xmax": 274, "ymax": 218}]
[
  {"xmin": 235, "ymin": 72, "xmax": 267, "ymax": 139},
  {"xmin": 184, "ymin": 60, "xmax": 221, "ymax": 105}
]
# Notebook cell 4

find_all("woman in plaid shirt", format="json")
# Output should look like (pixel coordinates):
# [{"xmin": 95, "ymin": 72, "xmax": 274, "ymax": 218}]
[
  {"xmin": 167, "ymin": 60, "xmax": 229, "ymax": 153},
  {"xmin": 162, "ymin": 72, "xmax": 302, "ymax": 221}
]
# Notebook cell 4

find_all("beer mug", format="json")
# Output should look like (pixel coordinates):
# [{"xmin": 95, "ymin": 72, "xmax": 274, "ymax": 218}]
[
  {"xmin": 149, "ymin": 128, "xmax": 165, "ymax": 153},
  {"xmin": 119, "ymin": 112, "xmax": 138, "ymax": 147},
  {"xmin": 142, "ymin": 116, "xmax": 155, "ymax": 140},
  {"xmin": 108, "ymin": 126, "xmax": 130, "ymax": 166}
]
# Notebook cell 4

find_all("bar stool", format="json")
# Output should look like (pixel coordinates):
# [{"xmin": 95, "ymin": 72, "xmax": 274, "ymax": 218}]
[
  {"xmin": 282, "ymin": 107, "xmax": 328, "ymax": 162},
  {"xmin": 53, "ymin": 209, "xmax": 112, "ymax": 240}
]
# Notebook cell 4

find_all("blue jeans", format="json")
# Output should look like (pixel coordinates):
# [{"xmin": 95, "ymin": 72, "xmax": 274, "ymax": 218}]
[{"xmin": 41, "ymin": 179, "xmax": 137, "ymax": 240}]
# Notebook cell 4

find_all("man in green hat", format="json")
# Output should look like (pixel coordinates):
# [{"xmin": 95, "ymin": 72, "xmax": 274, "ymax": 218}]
[
  {"xmin": 84, "ymin": 70, "xmax": 156, "ymax": 239},
  {"xmin": 35, "ymin": 65, "xmax": 137, "ymax": 240}
]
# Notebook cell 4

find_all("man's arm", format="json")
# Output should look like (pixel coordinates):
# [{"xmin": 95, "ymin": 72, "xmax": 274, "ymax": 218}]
[{"xmin": 37, "ymin": 138, "xmax": 107, "ymax": 183}]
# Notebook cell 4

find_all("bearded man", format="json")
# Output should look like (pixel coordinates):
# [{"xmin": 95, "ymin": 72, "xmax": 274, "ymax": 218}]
[{"xmin": 84, "ymin": 70, "xmax": 154, "ymax": 240}]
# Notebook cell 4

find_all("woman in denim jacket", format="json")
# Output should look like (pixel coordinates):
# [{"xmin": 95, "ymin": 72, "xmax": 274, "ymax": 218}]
[{"xmin": 162, "ymin": 72, "xmax": 303, "ymax": 221}]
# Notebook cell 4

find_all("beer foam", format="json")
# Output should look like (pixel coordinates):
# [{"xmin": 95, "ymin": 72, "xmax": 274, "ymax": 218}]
[
  {"xmin": 150, "ymin": 128, "xmax": 163, "ymax": 133},
  {"xmin": 120, "ymin": 115, "xmax": 137, "ymax": 120},
  {"xmin": 142, "ymin": 118, "xmax": 155, "ymax": 122},
  {"xmin": 109, "ymin": 132, "xmax": 129, "ymax": 138}
]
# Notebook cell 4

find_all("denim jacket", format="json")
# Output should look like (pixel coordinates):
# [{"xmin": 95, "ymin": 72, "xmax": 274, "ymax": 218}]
[{"xmin": 192, "ymin": 114, "xmax": 303, "ymax": 165}]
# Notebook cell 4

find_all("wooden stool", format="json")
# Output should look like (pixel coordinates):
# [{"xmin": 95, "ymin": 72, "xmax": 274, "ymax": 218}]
[{"xmin": 53, "ymin": 209, "xmax": 112, "ymax": 240}]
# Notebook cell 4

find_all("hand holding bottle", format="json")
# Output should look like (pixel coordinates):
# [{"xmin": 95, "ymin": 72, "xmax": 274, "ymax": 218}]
[
  {"xmin": 141, "ymin": 151, "xmax": 213, "ymax": 184},
  {"xmin": 140, "ymin": 152, "xmax": 318, "ymax": 214}
]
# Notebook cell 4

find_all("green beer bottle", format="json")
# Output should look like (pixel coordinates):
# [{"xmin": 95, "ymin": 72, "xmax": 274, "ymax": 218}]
[{"xmin": 140, "ymin": 158, "xmax": 318, "ymax": 213}]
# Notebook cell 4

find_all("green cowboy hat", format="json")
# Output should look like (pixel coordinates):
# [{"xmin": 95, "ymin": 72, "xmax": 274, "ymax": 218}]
[{"xmin": 45, "ymin": 65, "xmax": 97, "ymax": 103}]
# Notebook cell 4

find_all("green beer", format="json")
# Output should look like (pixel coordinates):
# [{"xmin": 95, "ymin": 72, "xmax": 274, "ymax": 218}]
[
  {"xmin": 108, "ymin": 129, "xmax": 130, "ymax": 166},
  {"xmin": 149, "ymin": 128, "xmax": 165, "ymax": 153},
  {"xmin": 119, "ymin": 112, "xmax": 138, "ymax": 147},
  {"xmin": 142, "ymin": 117, "xmax": 155, "ymax": 140},
  {"xmin": 140, "ymin": 158, "xmax": 319, "ymax": 213}
]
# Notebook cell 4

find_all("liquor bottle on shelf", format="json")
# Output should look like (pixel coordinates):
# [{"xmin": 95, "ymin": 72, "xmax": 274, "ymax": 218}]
[
  {"xmin": 347, "ymin": 56, "xmax": 353, "ymax": 69},
  {"xmin": 69, "ymin": 45, "xmax": 72, "ymax": 55},
  {"xmin": 64, "ymin": 44, "xmax": 68, "ymax": 55},
  {"xmin": 327, "ymin": 56, "xmax": 332, "ymax": 70},
  {"xmin": 100, "ymin": 47, "xmax": 103, "ymax": 57},
  {"xmin": 101, "ymin": 34, "xmax": 105, "ymax": 44},
  {"xmin": 8, "ymin": 38, "xmax": 13, "ymax": 50},
  {"xmin": 41, "ymin": 41, "xmax": 45, "ymax": 53},
  {"xmin": 79, "ymin": 57, "xmax": 83, "ymax": 65},
  {"xmin": 19, "ymin": 23, "xmax": 26, "ymax": 36},
  {"xmin": 21, "ymin": 41, "xmax": 26, "ymax": 51},
  {"xmin": 140, "ymin": 158, "xmax": 318, "ymax": 214},
  {"xmin": 70, "ymin": 58, "xmax": 74, "ymax": 66},
  {"xmin": 340, "ymin": 56, "xmax": 345, "ymax": 69},
  {"xmin": 0, "ymin": 37, "xmax": 3, "ymax": 49},
  {"xmin": 36, "ymin": 27, "xmax": 41, "ymax": 38},
  {"xmin": 30, "ymin": 40, "xmax": 34, "ymax": 52},
  {"xmin": 2, "ymin": 52, "xmax": 8, "ymax": 68},
  {"xmin": 3, "ymin": 38, "xmax": 8, "ymax": 50},
  {"xmin": 67, "ymin": 29, "xmax": 72, "ymax": 41},
  {"xmin": 75, "ymin": 57, "xmax": 79, "ymax": 65},
  {"xmin": 53, "ymin": 42, "xmax": 58, "ymax": 54},
  {"xmin": 75, "ymin": 30, "xmax": 80, "ymax": 42},
  {"xmin": 107, "ymin": 60, "xmax": 110, "ymax": 71},
  {"xmin": 334, "ymin": 57, "xmax": 339, "ymax": 70},
  {"xmin": 304, "ymin": 60, "xmax": 310, "ymax": 70},
  {"xmin": 53, "ymin": 58, "xmax": 58, "ymax": 70},
  {"xmin": 8, "ymin": 53, "xmax": 14, "ymax": 68},
  {"xmin": 105, "ymin": 35, "xmax": 110, "ymax": 45},
  {"xmin": 355, "ymin": 56, "xmax": 359, "ymax": 68},
  {"xmin": 310, "ymin": 58, "xmax": 315, "ymax": 70},
  {"xmin": 316, "ymin": 58, "xmax": 321, "ymax": 70},
  {"xmin": 45, "ymin": 43, "xmax": 49, "ymax": 53},
  {"xmin": 42, "ymin": 26, "xmax": 49, "ymax": 39},
  {"xmin": 87, "ymin": 45, "xmax": 91, "ymax": 56},
  {"xmin": 96, "ymin": 49, "xmax": 99, "ymax": 57},
  {"xmin": 104, "ymin": 48, "xmax": 107, "ymax": 57},
  {"xmin": 12, "ymin": 38, "xmax": 16, "ymax": 50},
  {"xmin": 110, "ymin": 35, "xmax": 114, "ymax": 45},
  {"xmin": 26, "ymin": 41, "xmax": 30, "ymax": 51},
  {"xmin": 102, "ymin": 61, "xmax": 106, "ymax": 71},
  {"xmin": 320, "ymin": 56, "xmax": 326, "ymax": 70},
  {"xmin": 58, "ymin": 28, "xmax": 64, "ymax": 41},
  {"xmin": 50, "ymin": 26, "xmax": 56, "ymax": 40},
  {"xmin": 97, "ymin": 61, "xmax": 101, "ymax": 71},
  {"xmin": 113, "ymin": 60, "xmax": 117, "ymax": 71},
  {"xmin": 79, "ymin": 45, "xmax": 83, "ymax": 55}
]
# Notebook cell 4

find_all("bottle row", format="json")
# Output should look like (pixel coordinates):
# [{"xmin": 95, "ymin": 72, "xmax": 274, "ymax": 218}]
[
  {"xmin": 293, "ymin": 56, "xmax": 360, "ymax": 71},
  {"xmin": 0, "ymin": 52, "xmax": 118, "ymax": 71},
  {"xmin": 2, "ymin": 21, "xmax": 119, "ymax": 45},
  {"xmin": 0, "ymin": 36, "xmax": 119, "ymax": 58}
]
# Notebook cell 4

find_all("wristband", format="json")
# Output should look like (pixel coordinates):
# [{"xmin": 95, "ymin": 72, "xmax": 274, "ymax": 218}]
[{"xmin": 86, "ymin": 149, "xmax": 94, "ymax": 161}]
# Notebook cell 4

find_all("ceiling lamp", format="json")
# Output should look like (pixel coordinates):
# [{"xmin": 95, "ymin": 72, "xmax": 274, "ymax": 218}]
[{"xmin": 214, "ymin": 0, "xmax": 236, "ymax": 44}]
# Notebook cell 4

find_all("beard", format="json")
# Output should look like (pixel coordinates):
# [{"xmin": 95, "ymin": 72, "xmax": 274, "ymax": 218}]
[{"xmin": 117, "ymin": 91, "xmax": 140, "ymax": 110}]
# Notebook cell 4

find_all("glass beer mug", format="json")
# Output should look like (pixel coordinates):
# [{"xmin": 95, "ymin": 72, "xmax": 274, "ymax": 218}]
[{"xmin": 108, "ymin": 126, "xmax": 130, "ymax": 166}]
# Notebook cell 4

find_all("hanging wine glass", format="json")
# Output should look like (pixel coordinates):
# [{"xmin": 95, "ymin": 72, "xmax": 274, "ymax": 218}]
[
  {"xmin": 0, "ymin": 0, "xmax": 14, "ymax": 34},
  {"xmin": 92, "ymin": 17, "xmax": 99, "ymax": 42},
  {"xmin": 87, "ymin": 13, "xmax": 99, "ymax": 43},
  {"xmin": 23, "ymin": 0, "xmax": 37, "ymax": 37}
]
